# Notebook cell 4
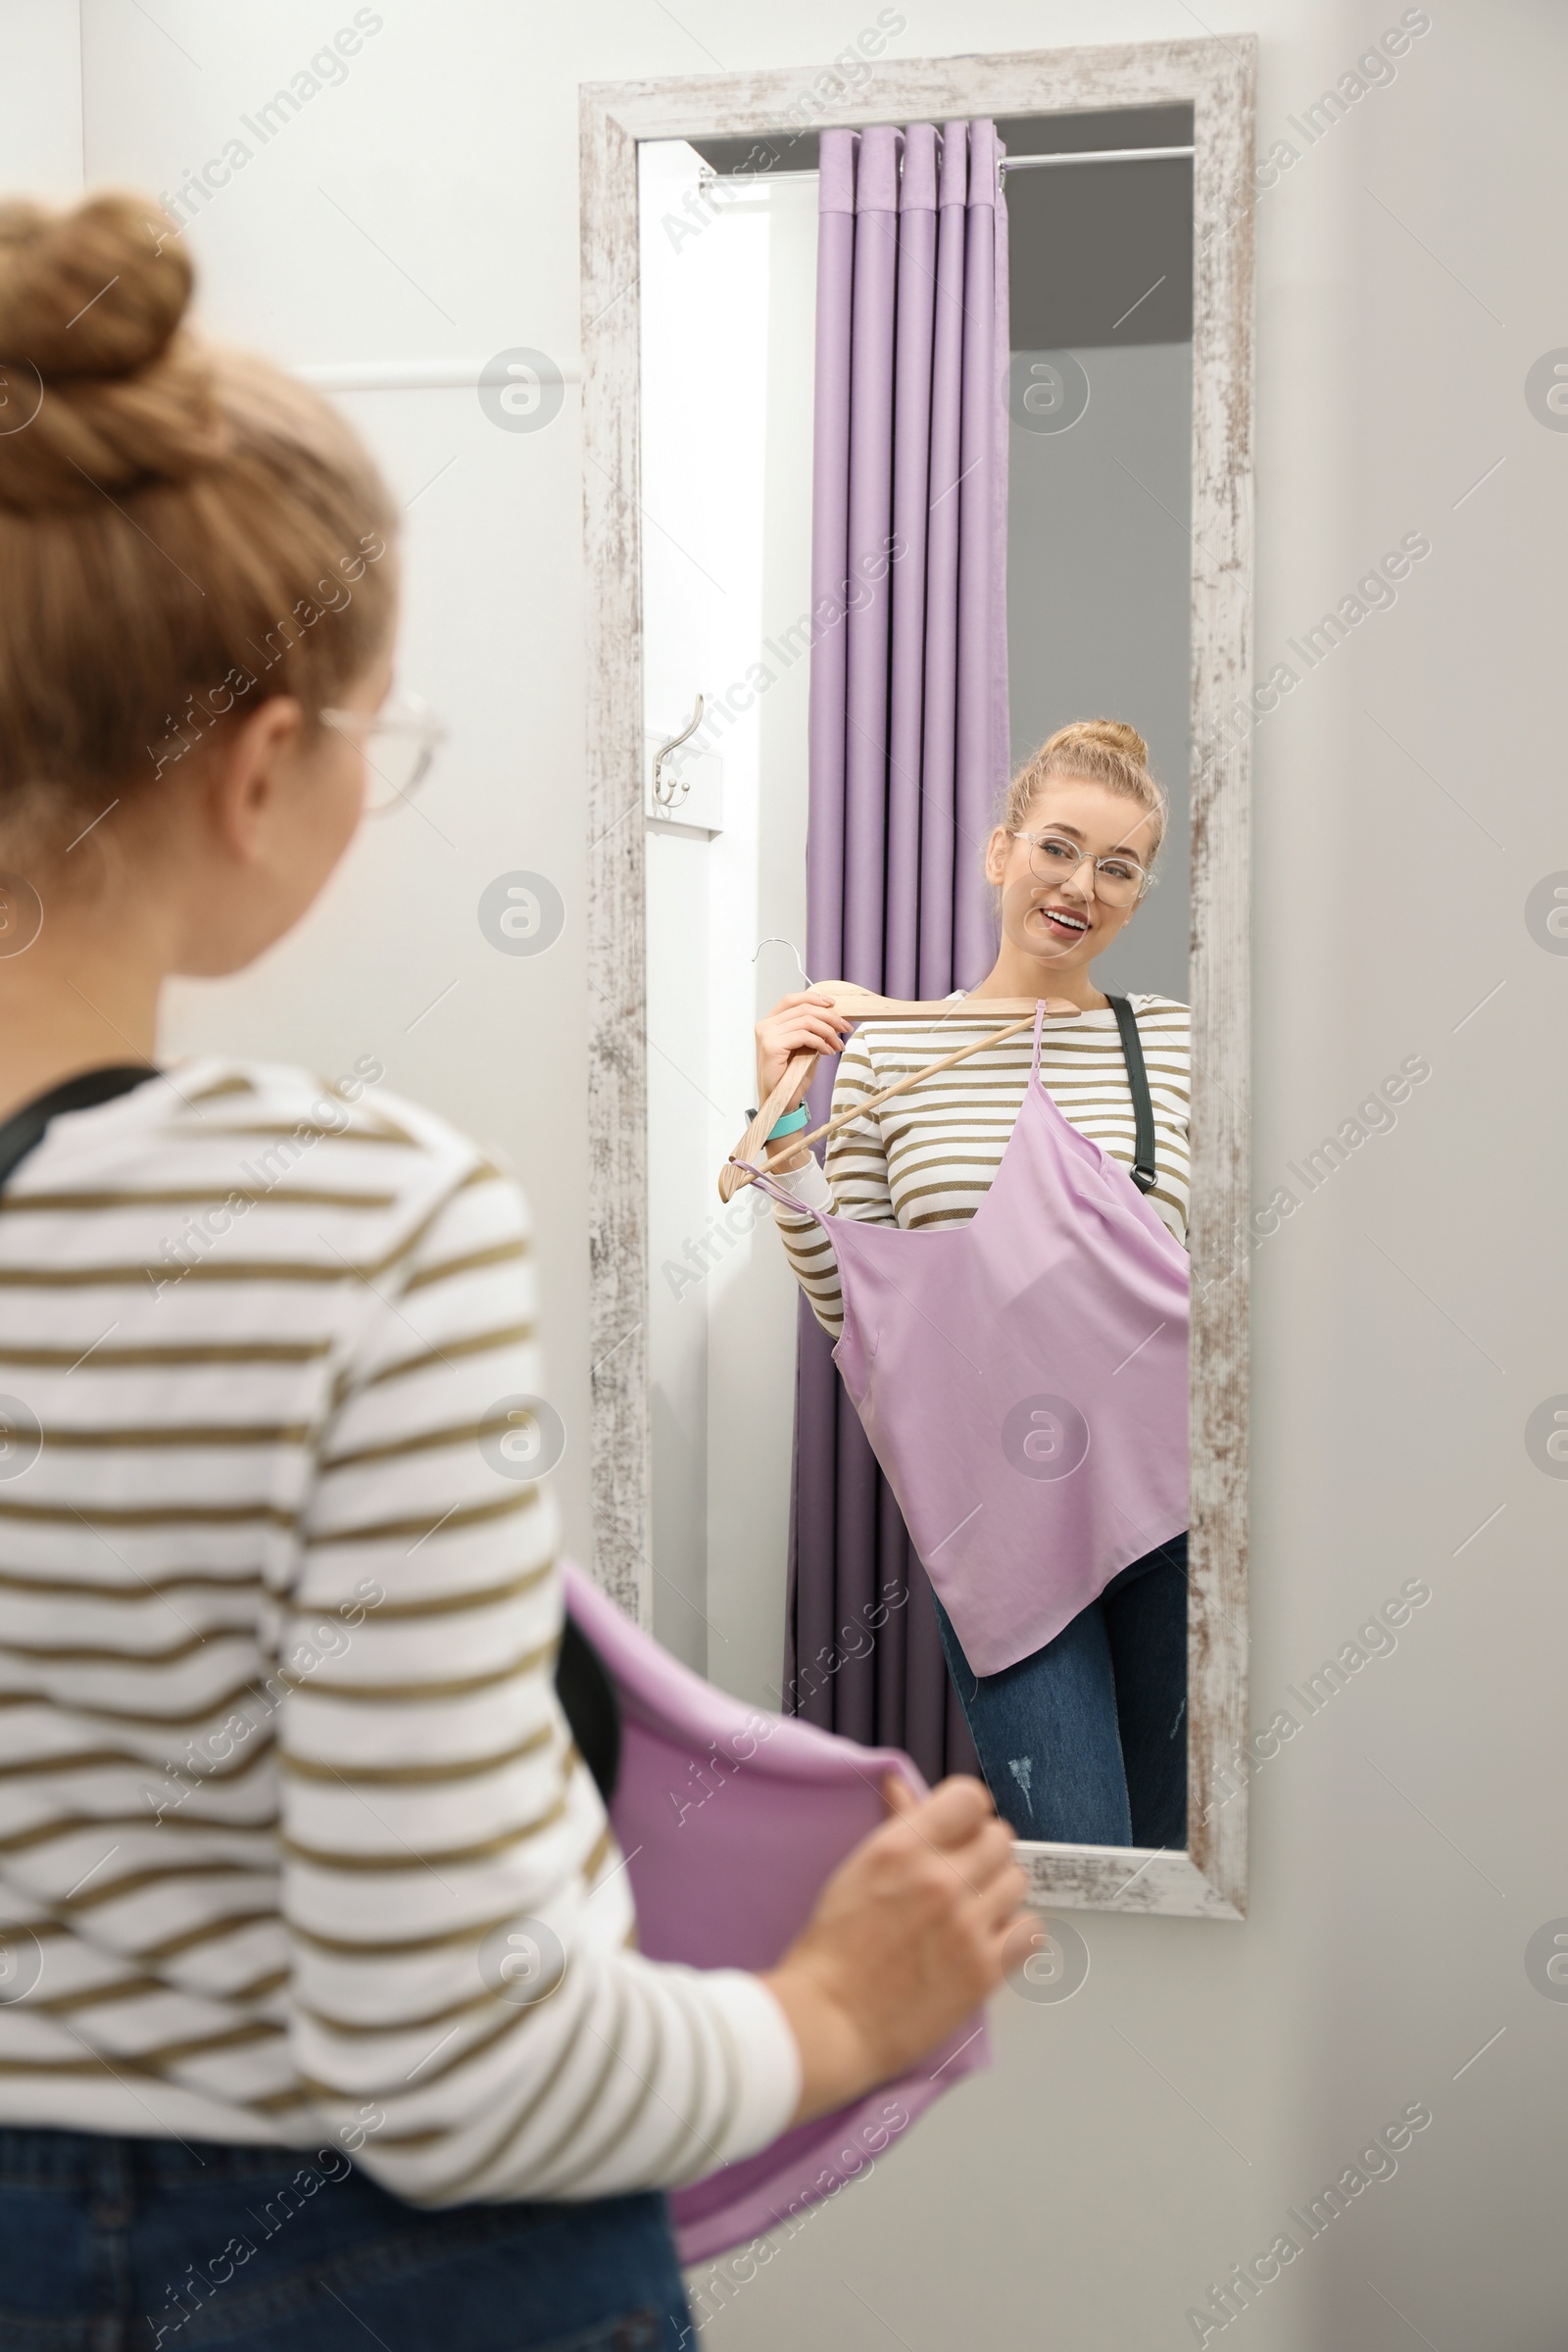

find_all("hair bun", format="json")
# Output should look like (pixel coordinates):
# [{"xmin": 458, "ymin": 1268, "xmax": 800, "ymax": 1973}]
[
  {"xmin": 1062, "ymin": 717, "xmax": 1150, "ymax": 768},
  {"xmin": 0, "ymin": 190, "xmax": 226, "ymax": 513},
  {"xmin": 0, "ymin": 191, "xmax": 189, "ymax": 378}
]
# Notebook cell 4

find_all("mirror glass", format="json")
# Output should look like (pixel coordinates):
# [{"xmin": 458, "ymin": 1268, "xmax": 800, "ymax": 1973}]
[{"xmin": 638, "ymin": 108, "xmax": 1199, "ymax": 1851}]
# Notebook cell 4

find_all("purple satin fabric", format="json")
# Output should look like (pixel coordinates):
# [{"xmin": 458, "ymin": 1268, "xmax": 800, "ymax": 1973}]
[
  {"xmin": 563, "ymin": 1563, "xmax": 989, "ymax": 2266},
  {"xmin": 762, "ymin": 1007, "xmax": 1190, "ymax": 1678},
  {"xmin": 790, "ymin": 119, "xmax": 1010, "ymax": 1779}
]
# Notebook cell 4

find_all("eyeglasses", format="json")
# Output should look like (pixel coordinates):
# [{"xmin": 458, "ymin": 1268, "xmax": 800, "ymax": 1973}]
[
  {"xmin": 320, "ymin": 690, "xmax": 448, "ymax": 815},
  {"xmin": 1012, "ymin": 828, "xmax": 1155, "ymax": 907}
]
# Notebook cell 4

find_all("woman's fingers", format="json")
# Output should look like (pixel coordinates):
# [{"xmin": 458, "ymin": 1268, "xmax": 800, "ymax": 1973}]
[
  {"xmin": 765, "ymin": 990, "xmax": 852, "ymax": 1025},
  {"xmin": 944, "ymin": 1821, "xmax": 1020, "ymax": 1907},
  {"xmin": 766, "ymin": 1763, "xmax": 1034, "ymax": 2119},
  {"xmin": 756, "ymin": 1020, "xmax": 847, "ymax": 1069},
  {"xmin": 756, "ymin": 1039, "xmax": 842, "ymax": 1101},
  {"xmin": 880, "ymin": 1780, "xmax": 1021, "ymax": 1908},
  {"xmin": 769, "ymin": 1012, "xmax": 849, "ymax": 1051},
  {"xmin": 755, "ymin": 990, "xmax": 855, "ymax": 1102},
  {"xmin": 757, "ymin": 994, "xmax": 853, "ymax": 1066},
  {"xmin": 773, "ymin": 1004, "xmax": 854, "ymax": 1045},
  {"xmin": 761, "ymin": 997, "xmax": 832, "ymax": 1025},
  {"xmin": 905, "ymin": 1774, "xmax": 998, "ymax": 1848}
]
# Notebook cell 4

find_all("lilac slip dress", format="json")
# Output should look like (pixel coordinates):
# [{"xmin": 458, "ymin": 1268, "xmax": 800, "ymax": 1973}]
[
  {"xmin": 563, "ymin": 1562, "xmax": 989, "ymax": 2266},
  {"xmin": 749, "ymin": 1000, "xmax": 1190, "ymax": 1678}
]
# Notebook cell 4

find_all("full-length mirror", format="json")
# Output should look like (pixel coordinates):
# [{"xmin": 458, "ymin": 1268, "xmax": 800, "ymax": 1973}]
[{"xmin": 583, "ymin": 41, "xmax": 1253, "ymax": 1916}]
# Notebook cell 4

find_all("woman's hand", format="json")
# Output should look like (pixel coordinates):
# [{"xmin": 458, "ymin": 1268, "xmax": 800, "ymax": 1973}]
[
  {"xmin": 761, "ymin": 1774, "xmax": 1034, "ymax": 2125},
  {"xmin": 755, "ymin": 991, "xmax": 854, "ymax": 1113}
]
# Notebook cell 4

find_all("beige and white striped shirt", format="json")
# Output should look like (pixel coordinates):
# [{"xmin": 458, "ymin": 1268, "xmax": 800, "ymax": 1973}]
[
  {"xmin": 0, "ymin": 1062, "xmax": 797, "ymax": 2200},
  {"xmin": 769, "ymin": 996, "xmax": 1191, "ymax": 1336}
]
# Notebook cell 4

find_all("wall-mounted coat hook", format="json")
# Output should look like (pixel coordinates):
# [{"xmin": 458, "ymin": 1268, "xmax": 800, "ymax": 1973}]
[{"xmin": 652, "ymin": 695, "xmax": 705, "ymax": 808}]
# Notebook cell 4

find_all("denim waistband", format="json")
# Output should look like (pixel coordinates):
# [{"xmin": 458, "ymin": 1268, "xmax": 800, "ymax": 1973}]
[{"xmin": 0, "ymin": 2123, "xmax": 344, "ymax": 2192}]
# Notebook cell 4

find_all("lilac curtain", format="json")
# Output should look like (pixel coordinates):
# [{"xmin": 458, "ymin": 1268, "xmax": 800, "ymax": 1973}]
[{"xmin": 786, "ymin": 122, "xmax": 1010, "ymax": 1782}]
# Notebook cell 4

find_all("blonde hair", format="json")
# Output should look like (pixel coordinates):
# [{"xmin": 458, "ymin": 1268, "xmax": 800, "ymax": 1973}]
[
  {"xmin": 999, "ymin": 718, "xmax": 1168, "ymax": 864},
  {"xmin": 0, "ymin": 190, "xmax": 397, "ymax": 845}
]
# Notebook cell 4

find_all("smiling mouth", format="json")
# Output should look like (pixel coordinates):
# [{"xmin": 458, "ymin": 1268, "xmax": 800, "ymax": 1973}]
[{"xmin": 1035, "ymin": 905, "xmax": 1089, "ymax": 938}]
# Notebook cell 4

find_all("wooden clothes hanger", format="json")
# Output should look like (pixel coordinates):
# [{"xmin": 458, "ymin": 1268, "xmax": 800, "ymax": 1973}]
[{"xmin": 717, "ymin": 982, "xmax": 1083, "ymax": 1202}]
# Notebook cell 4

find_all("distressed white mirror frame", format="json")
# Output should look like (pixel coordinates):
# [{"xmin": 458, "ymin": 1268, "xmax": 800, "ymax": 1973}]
[{"xmin": 580, "ymin": 38, "xmax": 1255, "ymax": 1920}]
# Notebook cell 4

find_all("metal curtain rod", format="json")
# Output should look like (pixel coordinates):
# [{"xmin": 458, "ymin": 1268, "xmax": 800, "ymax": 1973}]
[
  {"xmin": 1005, "ymin": 144, "xmax": 1193, "ymax": 170},
  {"xmin": 696, "ymin": 144, "xmax": 1193, "ymax": 190}
]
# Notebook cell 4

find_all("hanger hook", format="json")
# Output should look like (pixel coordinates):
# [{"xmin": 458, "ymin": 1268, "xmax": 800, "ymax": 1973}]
[
  {"xmin": 653, "ymin": 694, "xmax": 705, "ymax": 808},
  {"xmin": 752, "ymin": 936, "xmax": 813, "ymax": 990}
]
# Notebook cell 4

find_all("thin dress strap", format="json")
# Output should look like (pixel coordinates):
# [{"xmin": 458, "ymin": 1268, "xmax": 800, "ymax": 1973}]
[
  {"xmin": 1030, "ymin": 999, "xmax": 1047, "ymax": 1081},
  {"xmin": 729, "ymin": 1157, "xmax": 830, "ymax": 1228}
]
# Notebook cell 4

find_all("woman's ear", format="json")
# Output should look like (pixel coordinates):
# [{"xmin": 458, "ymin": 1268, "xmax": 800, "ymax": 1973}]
[
  {"xmin": 983, "ymin": 825, "xmax": 1011, "ymax": 888},
  {"xmin": 206, "ymin": 697, "xmax": 306, "ymax": 862}
]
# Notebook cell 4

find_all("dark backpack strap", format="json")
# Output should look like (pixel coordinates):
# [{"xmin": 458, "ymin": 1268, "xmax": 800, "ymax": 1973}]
[
  {"xmin": 555, "ymin": 1612, "xmax": 622, "ymax": 1805},
  {"xmin": 1104, "ymin": 995, "xmax": 1157, "ymax": 1196},
  {"xmin": 0, "ymin": 1065, "xmax": 160, "ymax": 1194}
]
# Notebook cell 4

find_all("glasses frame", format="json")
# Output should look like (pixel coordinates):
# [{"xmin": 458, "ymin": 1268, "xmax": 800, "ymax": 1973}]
[
  {"xmin": 320, "ymin": 691, "xmax": 448, "ymax": 816},
  {"xmin": 1011, "ymin": 826, "xmax": 1159, "ymax": 906}
]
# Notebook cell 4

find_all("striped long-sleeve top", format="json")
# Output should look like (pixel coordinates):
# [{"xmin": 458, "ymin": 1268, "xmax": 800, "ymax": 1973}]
[
  {"xmin": 0, "ymin": 1062, "xmax": 797, "ymax": 2200},
  {"xmin": 769, "ymin": 996, "xmax": 1191, "ymax": 1337}
]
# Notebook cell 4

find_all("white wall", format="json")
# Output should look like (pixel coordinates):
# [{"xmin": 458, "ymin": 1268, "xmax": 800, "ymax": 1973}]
[
  {"xmin": 0, "ymin": 0, "xmax": 79, "ymax": 193},
  {"xmin": 20, "ymin": 1, "xmax": 1568, "ymax": 2342}
]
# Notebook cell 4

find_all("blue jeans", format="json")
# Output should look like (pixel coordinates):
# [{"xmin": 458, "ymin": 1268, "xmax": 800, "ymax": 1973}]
[
  {"xmin": 934, "ymin": 1535, "xmax": 1189, "ymax": 1847},
  {"xmin": 0, "ymin": 2128, "xmax": 692, "ymax": 2352}
]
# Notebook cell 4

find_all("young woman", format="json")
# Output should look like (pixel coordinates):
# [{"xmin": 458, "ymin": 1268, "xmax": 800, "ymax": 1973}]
[
  {"xmin": 758, "ymin": 722, "xmax": 1191, "ymax": 1849},
  {"xmin": 0, "ymin": 191, "xmax": 1028, "ymax": 2351}
]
